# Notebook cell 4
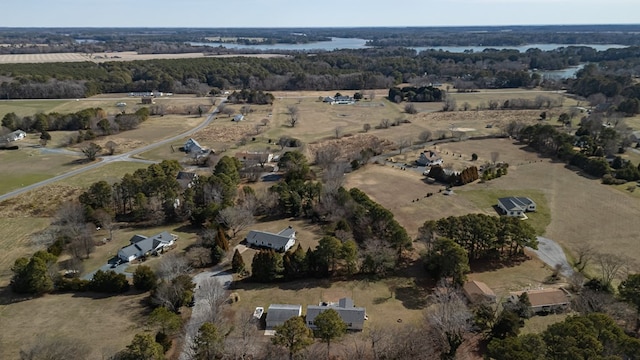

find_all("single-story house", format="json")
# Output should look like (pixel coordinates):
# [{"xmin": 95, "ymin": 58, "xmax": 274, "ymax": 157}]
[
  {"xmin": 630, "ymin": 130, "xmax": 640, "ymax": 144},
  {"xmin": 117, "ymin": 231, "xmax": 177, "ymax": 262},
  {"xmin": 235, "ymin": 151, "xmax": 274, "ymax": 164},
  {"xmin": 323, "ymin": 96, "xmax": 355, "ymax": 105},
  {"xmin": 463, "ymin": 280, "xmax": 496, "ymax": 303},
  {"xmin": 306, "ymin": 298, "xmax": 366, "ymax": 331},
  {"xmin": 233, "ymin": 114, "xmax": 244, "ymax": 122},
  {"xmin": 416, "ymin": 150, "xmax": 443, "ymax": 166},
  {"xmin": 184, "ymin": 138, "xmax": 206, "ymax": 154},
  {"xmin": 265, "ymin": 304, "xmax": 302, "ymax": 329},
  {"xmin": 497, "ymin": 197, "xmax": 537, "ymax": 217},
  {"xmin": 509, "ymin": 288, "xmax": 570, "ymax": 314},
  {"xmin": 176, "ymin": 171, "xmax": 198, "ymax": 190},
  {"xmin": 3, "ymin": 130, "xmax": 27, "ymax": 142},
  {"xmin": 245, "ymin": 226, "xmax": 296, "ymax": 252}
]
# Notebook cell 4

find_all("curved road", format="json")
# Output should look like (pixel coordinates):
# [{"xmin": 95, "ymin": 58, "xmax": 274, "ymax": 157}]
[{"xmin": 0, "ymin": 99, "xmax": 225, "ymax": 202}]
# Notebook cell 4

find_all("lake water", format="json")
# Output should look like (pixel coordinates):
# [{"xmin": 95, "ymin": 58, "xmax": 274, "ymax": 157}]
[
  {"xmin": 191, "ymin": 37, "xmax": 628, "ymax": 53},
  {"xmin": 534, "ymin": 64, "xmax": 585, "ymax": 79}
]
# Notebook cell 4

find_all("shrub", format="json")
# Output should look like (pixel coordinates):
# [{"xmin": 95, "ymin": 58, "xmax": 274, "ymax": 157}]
[
  {"xmin": 89, "ymin": 270, "xmax": 130, "ymax": 293},
  {"xmin": 56, "ymin": 277, "xmax": 90, "ymax": 292},
  {"xmin": 133, "ymin": 265, "xmax": 157, "ymax": 291}
]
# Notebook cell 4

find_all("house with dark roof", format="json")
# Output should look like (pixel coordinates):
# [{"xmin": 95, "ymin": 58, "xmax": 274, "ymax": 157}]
[
  {"xmin": 509, "ymin": 288, "xmax": 570, "ymax": 314},
  {"xmin": 265, "ymin": 304, "xmax": 302, "ymax": 329},
  {"xmin": 245, "ymin": 226, "xmax": 295, "ymax": 252},
  {"xmin": 306, "ymin": 298, "xmax": 366, "ymax": 331},
  {"xmin": 497, "ymin": 197, "xmax": 536, "ymax": 218},
  {"xmin": 184, "ymin": 138, "xmax": 205, "ymax": 154},
  {"xmin": 117, "ymin": 231, "xmax": 177, "ymax": 262},
  {"xmin": 416, "ymin": 150, "xmax": 443, "ymax": 166},
  {"xmin": 463, "ymin": 280, "xmax": 496, "ymax": 303}
]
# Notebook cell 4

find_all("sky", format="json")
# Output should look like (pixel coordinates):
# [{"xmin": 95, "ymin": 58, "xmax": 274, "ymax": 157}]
[{"xmin": 3, "ymin": 0, "xmax": 640, "ymax": 28}]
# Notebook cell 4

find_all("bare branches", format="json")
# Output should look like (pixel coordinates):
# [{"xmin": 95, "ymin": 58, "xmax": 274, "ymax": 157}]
[
  {"xmin": 157, "ymin": 253, "xmax": 192, "ymax": 280},
  {"xmin": 287, "ymin": 105, "xmax": 299, "ymax": 127},
  {"xmin": 216, "ymin": 206, "xmax": 255, "ymax": 239}
]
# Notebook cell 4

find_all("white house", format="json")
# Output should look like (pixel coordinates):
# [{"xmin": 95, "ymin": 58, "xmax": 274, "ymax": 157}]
[
  {"xmin": 306, "ymin": 298, "xmax": 366, "ymax": 331},
  {"xmin": 233, "ymin": 114, "xmax": 244, "ymax": 122},
  {"xmin": 117, "ymin": 231, "xmax": 177, "ymax": 262},
  {"xmin": 4, "ymin": 130, "xmax": 27, "ymax": 142},
  {"xmin": 497, "ymin": 197, "xmax": 537, "ymax": 217},
  {"xmin": 235, "ymin": 151, "xmax": 274, "ymax": 164},
  {"xmin": 245, "ymin": 226, "xmax": 296, "ymax": 252},
  {"xmin": 323, "ymin": 96, "xmax": 355, "ymax": 105},
  {"xmin": 416, "ymin": 150, "xmax": 443, "ymax": 166},
  {"xmin": 265, "ymin": 304, "xmax": 302, "ymax": 329}
]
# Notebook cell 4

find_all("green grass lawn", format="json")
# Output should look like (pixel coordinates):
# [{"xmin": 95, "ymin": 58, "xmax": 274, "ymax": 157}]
[{"xmin": 458, "ymin": 188, "xmax": 550, "ymax": 235}]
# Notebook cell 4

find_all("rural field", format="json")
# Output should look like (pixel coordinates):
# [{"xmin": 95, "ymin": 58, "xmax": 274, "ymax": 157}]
[{"xmin": 1, "ymin": 87, "xmax": 638, "ymax": 358}]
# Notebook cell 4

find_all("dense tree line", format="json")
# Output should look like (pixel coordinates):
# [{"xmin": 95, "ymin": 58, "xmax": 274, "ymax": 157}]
[
  {"xmin": 519, "ymin": 122, "xmax": 640, "ymax": 181},
  {"xmin": 420, "ymin": 214, "xmax": 538, "ymax": 263},
  {"xmin": 2, "ymin": 45, "xmax": 639, "ymax": 99},
  {"xmin": 388, "ymin": 85, "xmax": 443, "ymax": 103}
]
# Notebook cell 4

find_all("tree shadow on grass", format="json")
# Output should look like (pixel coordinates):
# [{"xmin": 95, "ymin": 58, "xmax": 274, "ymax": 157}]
[
  {"xmin": 394, "ymin": 279, "xmax": 430, "ymax": 310},
  {"xmin": 230, "ymin": 277, "xmax": 332, "ymax": 292}
]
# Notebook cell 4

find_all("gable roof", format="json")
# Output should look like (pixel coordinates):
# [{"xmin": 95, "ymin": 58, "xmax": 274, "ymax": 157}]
[
  {"xmin": 306, "ymin": 297, "xmax": 366, "ymax": 325},
  {"xmin": 121, "ymin": 231, "xmax": 175, "ymax": 259},
  {"xmin": 498, "ymin": 197, "xmax": 534, "ymax": 212},
  {"xmin": 266, "ymin": 304, "xmax": 302, "ymax": 324},
  {"xmin": 511, "ymin": 288, "xmax": 570, "ymax": 307},
  {"xmin": 246, "ymin": 227, "xmax": 295, "ymax": 249},
  {"xmin": 462, "ymin": 280, "xmax": 496, "ymax": 302}
]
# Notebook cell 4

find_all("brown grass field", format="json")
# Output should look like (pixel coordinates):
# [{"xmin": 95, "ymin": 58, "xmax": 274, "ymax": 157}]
[{"xmin": 0, "ymin": 292, "xmax": 149, "ymax": 360}]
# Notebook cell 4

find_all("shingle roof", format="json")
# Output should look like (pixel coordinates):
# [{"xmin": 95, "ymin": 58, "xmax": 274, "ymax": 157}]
[
  {"xmin": 463, "ymin": 280, "xmax": 496, "ymax": 302},
  {"xmin": 498, "ymin": 197, "xmax": 534, "ymax": 211},
  {"xmin": 246, "ymin": 228, "xmax": 294, "ymax": 249},
  {"xmin": 511, "ymin": 288, "xmax": 570, "ymax": 307},
  {"xmin": 120, "ymin": 231, "xmax": 175, "ymax": 259},
  {"xmin": 306, "ymin": 298, "xmax": 366, "ymax": 326},
  {"xmin": 277, "ymin": 226, "xmax": 295, "ymax": 237},
  {"xmin": 266, "ymin": 304, "xmax": 302, "ymax": 326}
]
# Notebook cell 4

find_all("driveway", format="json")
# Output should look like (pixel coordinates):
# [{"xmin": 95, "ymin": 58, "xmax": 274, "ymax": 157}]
[
  {"xmin": 82, "ymin": 256, "xmax": 130, "ymax": 280},
  {"xmin": 527, "ymin": 236, "xmax": 573, "ymax": 277},
  {"xmin": 179, "ymin": 268, "xmax": 233, "ymax": 360}
]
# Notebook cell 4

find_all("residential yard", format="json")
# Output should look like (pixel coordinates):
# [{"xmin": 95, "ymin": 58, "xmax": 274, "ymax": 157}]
[
  {"xmin": 0, "ymin": 291, "xmax": 148, "ymax": 360},
  {"xmin": 230, "ymin": 276, "xmax": 427, "ymax": 329},
  {"xmin": 0, "ymin": 217, "xmax": 50, "ymax": 286}
]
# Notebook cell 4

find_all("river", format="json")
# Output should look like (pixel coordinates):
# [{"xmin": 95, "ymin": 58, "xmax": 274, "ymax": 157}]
[{"xmin": 190, "ymin": 37, "xmax": 628, "ymax": 53}]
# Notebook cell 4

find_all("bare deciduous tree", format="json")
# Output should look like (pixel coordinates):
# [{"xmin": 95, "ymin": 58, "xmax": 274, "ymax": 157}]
[
  {"xmin": 278, "ymin": 136, "xmax": 290, "ymax": 150},
  {"xmin": 379, "ymin": 119, "xmax": 390, "ymax": 129},
  {"xmin": 363, "ymin": 123, "xmax": 371, "ymax": 133},
  {"xmin": 240, "ymin": 105, "xmax": 252, "ymax": 116},
  {"xmin": 287, "ymin": 105, "xmax": 299, "ymax": 127},
  {"xmin": 261, "ymin": 118, "xmax": 270, "ymax": 127},
  {"xmin": 398, "ymin": 138, "xmax": 411, "ymax": 154},
  {"xmin": 105, "ymin": 141, "xmax": 117, "ymax": 155},
  {"xmin": 315, "ymin": 143, "xmax": 342, "ymax": 169},
  {"xmin": 199, "ymin": 277, "xmax": 229, "ymax": 324},
  {"xmin": 596, "ymin": 253, "xmax": 628, "ymax": 286},
  {"xmin": 425, "ymin": 283, "xmax": 472, "ymax": 358},
  {"xmin": 335, "ymin": 126, "xmax": 344, "ymax": 139},
  {"xmin": 20, "ymin": 336, "xmax": 91, "ymax": 360},
  {"xmin": 217, "ymin": 206, "xmax": 256, "ymax": 238},
  {"xmin": 157, "ymin": 253, "xmax": 192, "ymax": 280},
  {"xmin": 573, "ymin": 243, "xmax": 594, "ymax": 273},
  {"xmin": 418, "ymin": 130, "xmax": 432, "ymax": 143}
]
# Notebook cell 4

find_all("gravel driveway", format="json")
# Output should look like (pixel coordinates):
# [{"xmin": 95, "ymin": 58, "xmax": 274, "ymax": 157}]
[
  {"xmin": 179, "ymin": 268, "xmax": 233, "ymax": 360},
  {"xmin": 527, "ymin": 236, "xmax": 573, "ymax": 277}
]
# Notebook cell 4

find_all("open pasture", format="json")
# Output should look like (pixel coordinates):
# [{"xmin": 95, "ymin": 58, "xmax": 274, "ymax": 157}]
[
  {"xmin": 345, "ymin": 137, "xmax": 640, "ymax": 269},
  {"xmin": 0, "ymin": 291, "xmax": 148, "ymax": 360}
]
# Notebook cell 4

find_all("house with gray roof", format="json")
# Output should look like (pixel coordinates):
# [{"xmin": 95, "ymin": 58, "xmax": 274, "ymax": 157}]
[
  {"xmin": 306, "ymin": 298, "xmax": 366, "ymax": 331},
  {"xmin": 417, "ymin": 150, "xmax": 443, "ymax": 166},
  {"xmin": 497, "ymin": 197, "xmax": 536, "ymax": 218},
  {"xmin": 2, "ymin": 130, "xmax": 27, "ymax": 143},
  {"xmin": 184, "ymin": 138, "xmax": 205, "ymax": 154},
  {"xmin": 245, "ymin": 226, "xmax": 296, "ymax": 252},
  {"xmin": 265, "ymin": 304, "xmax": 302, "ymax": 329},
  {"xmin": 117, "ymin": 231, "xmax": 177, "ymax": 262}
]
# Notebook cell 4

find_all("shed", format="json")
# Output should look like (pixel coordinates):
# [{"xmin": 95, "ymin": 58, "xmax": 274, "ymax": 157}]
[{"xmin": 463, "ymin": 280, "xmax": 496, "ymax": 303}]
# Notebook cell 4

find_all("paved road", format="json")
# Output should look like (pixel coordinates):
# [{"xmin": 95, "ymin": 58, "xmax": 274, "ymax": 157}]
[
  {"xmin": 179, "ymin": 268, "xmax": 233, "ymax": 360},
  {"xmin": 527, "ymin": 236, "xmax": 573, "ymax": 277},
  {"xmin": 0, "ymin": 99, "xmax": 225, "ymax": 202}
]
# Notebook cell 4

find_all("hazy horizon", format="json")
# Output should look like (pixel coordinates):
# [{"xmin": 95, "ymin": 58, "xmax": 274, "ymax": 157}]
[{"xmin": 5, "ymin": 0, "xmax": 640, "ymax": 28}]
